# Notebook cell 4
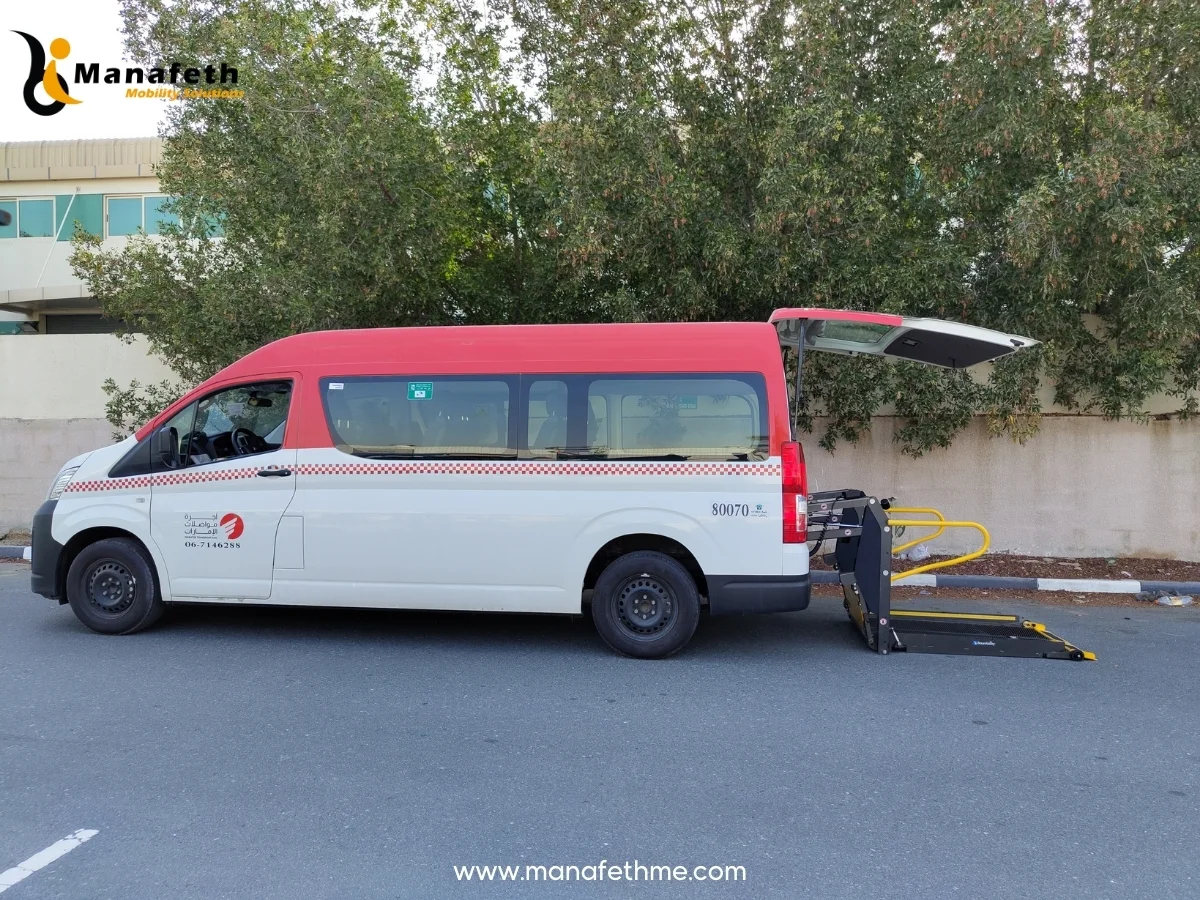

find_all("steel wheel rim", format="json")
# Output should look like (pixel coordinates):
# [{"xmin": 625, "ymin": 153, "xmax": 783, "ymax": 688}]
[
  {"xmin": 615, "ymin": 574, "xmax": 676, "ymax": 640},
  {"xmin": 85, "ymin": 559, "xmax": 137, "ymax": 614}
]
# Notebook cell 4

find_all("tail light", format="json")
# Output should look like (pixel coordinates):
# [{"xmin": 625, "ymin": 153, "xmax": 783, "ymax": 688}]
[{"xmin": 782, "ymin": 441, "xmax": 808, "ymax": 543}]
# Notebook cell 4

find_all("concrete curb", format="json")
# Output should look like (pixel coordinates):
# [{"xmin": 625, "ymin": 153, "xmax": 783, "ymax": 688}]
[
  {"xmin": 0, "ymin": 546, "xmax": 31, "ymax": 561},
  {"xmin": 811, "ymin": 570, "xmax": 1200, "ymax": 595}
]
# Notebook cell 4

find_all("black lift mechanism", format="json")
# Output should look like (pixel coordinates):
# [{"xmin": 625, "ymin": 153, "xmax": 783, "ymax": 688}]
[{"xmin": 807, "ymin": 490, "xmax": 1096, "ymax": 661}]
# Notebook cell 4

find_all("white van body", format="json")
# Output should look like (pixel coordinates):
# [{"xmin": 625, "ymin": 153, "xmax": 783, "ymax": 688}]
[{"xmin": 31, "ymin": 312, "xmax": 1034, "ymax": 657}]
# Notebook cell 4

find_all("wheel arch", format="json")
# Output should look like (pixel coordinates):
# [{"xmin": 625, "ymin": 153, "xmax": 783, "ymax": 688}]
[
  {"xmin": 581, "ymin": 533, "xmax": 708, "ymax": 602},
  {"xmin": 57, "ymin": 527, "xmax": 163, "ymax": 604}
]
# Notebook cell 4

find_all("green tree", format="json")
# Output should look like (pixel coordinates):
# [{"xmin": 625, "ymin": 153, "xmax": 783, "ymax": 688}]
[
  {"xmin": 75, "ymin": 0, "xmax": 1200, "ymax": 453},
  {"xmin": 513, "ymin": 0, "xmax": 1200, "ymax": 451},
  {"xmin": 74, "ymin": 0, "xmax": 511, "ymax": 385}
]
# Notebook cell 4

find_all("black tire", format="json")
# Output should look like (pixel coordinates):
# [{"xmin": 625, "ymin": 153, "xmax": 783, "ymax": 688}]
[
  {"xmin": 591, "ymin": 551, "xmax": 701, "ymax": 659},
  {"xmin": 65, "ymin": 537, "xmax": 164, "ymax": 635}
]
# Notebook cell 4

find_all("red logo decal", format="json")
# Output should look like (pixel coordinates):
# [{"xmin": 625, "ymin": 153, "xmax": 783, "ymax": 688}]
[{"xmin": 219, "ymin": 513, "xmax": 244, "ymax": 540}]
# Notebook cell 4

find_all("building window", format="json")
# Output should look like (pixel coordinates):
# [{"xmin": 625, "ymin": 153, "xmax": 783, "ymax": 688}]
[
  {"xmin": 42, "ymin": 314, "xmax": 128, "ymax": 335},
  {"xmin": 105, "ymin": 194, "xmax": 179, "ymax": 237},
  {"xmin": 54, "ymin": 194, "xmax": 103, "ymax": 241},
  {"xmin": 0, "ymin": 197, "xmax": 56, "ymax": 238},
  {"xmin": 106, "ymin": 196, "xmax": 144, "ymax": 236},
  {"xmin": 144, "ymin": 195, "xmax": 179, "ymax": 234}
]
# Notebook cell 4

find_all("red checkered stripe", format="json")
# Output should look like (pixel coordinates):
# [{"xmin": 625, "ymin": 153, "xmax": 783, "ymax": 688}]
[
  {"xmin": 63, "ymin": 460, "xmax": 781, "ymax": 493},
  {"xmin": 64, "ymin": 467, "xmax": 261, "ymax": 494},
  {"xmin": 294, "ymin": 461, "xmax": 782, "ymax": 478},
  {"xmin": 65, "ymin": 475, "xmax": 154, "ymax": 493}
]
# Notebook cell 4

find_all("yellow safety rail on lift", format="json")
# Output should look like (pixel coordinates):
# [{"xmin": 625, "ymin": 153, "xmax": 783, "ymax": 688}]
[
  {"xmin": 886, "ymin": 507, "xmax": 990, "ymax": 582},
  {"xmin": 891, "ymin": 507, "xmax": 947, "ymax": 555}
]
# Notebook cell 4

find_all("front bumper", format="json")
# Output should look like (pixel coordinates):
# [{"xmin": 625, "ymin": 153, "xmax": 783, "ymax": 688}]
[
  {"xmin": 30, "ymin": 499, "xmax": 63, "ymax": 600},
  {"xmin": 706, "ymin": 573, "xmax": 811, "ymax": 615}
]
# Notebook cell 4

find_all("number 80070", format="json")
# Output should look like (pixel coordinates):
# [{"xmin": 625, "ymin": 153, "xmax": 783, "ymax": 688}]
[{"xmin": 712, "ymin": 503, "xmax": 750, "ymax": 517}]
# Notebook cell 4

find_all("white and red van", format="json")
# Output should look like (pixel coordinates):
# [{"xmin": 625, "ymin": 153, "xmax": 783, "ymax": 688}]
[{"xmin": 30, "ymin": 310, "xmax": 1034, "ymax": 657}]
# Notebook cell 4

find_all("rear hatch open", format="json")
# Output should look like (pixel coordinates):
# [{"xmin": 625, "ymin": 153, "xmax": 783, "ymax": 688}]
[{"xmin": 770, "ymin": 307, "xmax": 1037, "ymax": 369}]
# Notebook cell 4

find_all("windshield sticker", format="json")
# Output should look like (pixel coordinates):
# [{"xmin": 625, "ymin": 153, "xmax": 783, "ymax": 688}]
[{"xmin": 408, "ymin": 382, "xmax": 433, "ymax": 400}]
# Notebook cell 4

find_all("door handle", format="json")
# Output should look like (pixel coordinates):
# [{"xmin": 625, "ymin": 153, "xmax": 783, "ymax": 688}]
[{"xmin": 257, "ymin": 467, "xmax": 292, "ymax": 477}]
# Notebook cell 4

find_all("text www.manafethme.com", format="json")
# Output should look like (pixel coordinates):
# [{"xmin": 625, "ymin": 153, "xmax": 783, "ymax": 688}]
[{"xmin": 454, "ymin": 861, "xmax": 747, "ymax": 883}]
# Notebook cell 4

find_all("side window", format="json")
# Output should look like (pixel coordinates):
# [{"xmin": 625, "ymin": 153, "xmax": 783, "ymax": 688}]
[
  {"xmin": 187, "ymin": 382, "xmax": 291, "ymax": 464},
  {"xmin": 527, "ymin": 380, "xmax": 568, "ymax": 456},
  {"xmin": 587, "ymin": 395, "xmax": 608, "ymax": 451},
  {"xmin": 323, "ymin": 377, "xmax": 513, "ymax": 458},
  {"xmin": 151, "ymin": 402, "xmax": 199, "ymax": 472},
  {"xmin": 586, "ymin": 376, "xmax": 768, "ymax": 460}
]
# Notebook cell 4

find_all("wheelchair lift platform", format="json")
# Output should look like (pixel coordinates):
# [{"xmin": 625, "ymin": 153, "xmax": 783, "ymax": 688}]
[{"xmin": 808, "ymin": 490, "xmax": 1096, "ymax": 661}]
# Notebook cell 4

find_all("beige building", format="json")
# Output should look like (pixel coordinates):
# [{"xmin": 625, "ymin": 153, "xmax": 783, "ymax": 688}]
[
  {"xmin": 0, "ymin": 137, "xmax": 178, "ymax": 332},
  {"xmin": 1, "ymin": 138, "xmax": 173, "ymax": 529}
]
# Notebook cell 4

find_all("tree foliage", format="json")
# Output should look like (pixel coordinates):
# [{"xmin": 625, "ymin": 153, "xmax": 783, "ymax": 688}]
[{"xmin": 75, "ymin": 0, "xmax": 1200, "ymax": 452}]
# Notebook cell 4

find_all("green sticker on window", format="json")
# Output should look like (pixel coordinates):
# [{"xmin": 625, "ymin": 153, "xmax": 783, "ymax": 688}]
[
  {"xmin": 408, "ymin": 382, "xmax": 433, "ymax": 400},
  {"xmin": 678, "ymin": 396, "xmax": 698, "ymax": 409}
]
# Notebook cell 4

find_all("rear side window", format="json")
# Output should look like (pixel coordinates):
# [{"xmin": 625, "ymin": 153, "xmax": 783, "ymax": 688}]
[
  {"xmin": 323, "ymin": 377, "xmax": 514, "ymax": 458},
  {"xmin": 586, "ymin": 376, "xmax": 768, "ymax": 460}
]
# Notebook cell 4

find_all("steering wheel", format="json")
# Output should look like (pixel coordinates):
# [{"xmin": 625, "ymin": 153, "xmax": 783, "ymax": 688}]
[{"xmin": 230, "ymin": 427, "xmax": 265, "ymax": 455}]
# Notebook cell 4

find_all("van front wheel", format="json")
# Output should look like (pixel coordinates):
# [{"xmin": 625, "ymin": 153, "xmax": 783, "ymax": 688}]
[
  {"xmin": 591, "ymin": 551, "xmax": 700, "ymax": 659},
  {"xmin": 66, "ymin": 537, "xmax": 164, "ymax": 635}
]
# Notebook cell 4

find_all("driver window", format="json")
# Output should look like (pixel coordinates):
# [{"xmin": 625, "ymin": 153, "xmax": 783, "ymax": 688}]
[
  {"xmin": 152, "ymin": 402, "xmax": 198, "ymax": 471},
  {"xmin": 182, "ymin": 381, "xmax": 292, "ymax": 467}
]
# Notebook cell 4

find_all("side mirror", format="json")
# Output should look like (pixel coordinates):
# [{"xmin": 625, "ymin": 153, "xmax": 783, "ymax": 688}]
[
  {"xmin": 152, "ymin": 426, "xmax": 178, "ymax": 467},
  {"xmin": 0, "ymin": 209, "xmax": 11, "ymax": 227}
]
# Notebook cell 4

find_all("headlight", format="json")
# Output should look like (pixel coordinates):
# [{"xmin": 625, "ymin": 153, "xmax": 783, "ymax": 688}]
[{"xmin": 47, "ymin": 466, "xmax": 79, "ymax": 501}]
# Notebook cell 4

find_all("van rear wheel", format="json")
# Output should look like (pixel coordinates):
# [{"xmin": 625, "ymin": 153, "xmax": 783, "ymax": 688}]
[
  {"xmin": 591, "ymin": 551, "xmax": 700, "ymax": 659},
  {"xmin": 66, "ymin": 537, "xmax": 164, "ymax": 635}
]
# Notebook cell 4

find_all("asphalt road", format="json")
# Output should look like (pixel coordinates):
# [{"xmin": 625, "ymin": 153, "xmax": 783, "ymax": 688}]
[{"xmin": 1, "ymin": 562, "xmax": 1198, "ymax": 899}]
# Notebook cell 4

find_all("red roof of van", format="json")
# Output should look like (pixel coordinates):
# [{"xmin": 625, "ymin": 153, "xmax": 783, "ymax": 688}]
[
  {"xmin": 136, "ymin": 321, "xmax": 787, "ymax": 442},
  {"xmin": 218, "ymin": 321, "xmax": 779, "ymax": 378}
]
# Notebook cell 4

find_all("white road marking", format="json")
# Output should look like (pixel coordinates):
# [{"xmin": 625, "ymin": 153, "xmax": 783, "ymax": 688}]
[{"xmin": 0, "ymin": 830, "xmax": 98, "ymax": 894}]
